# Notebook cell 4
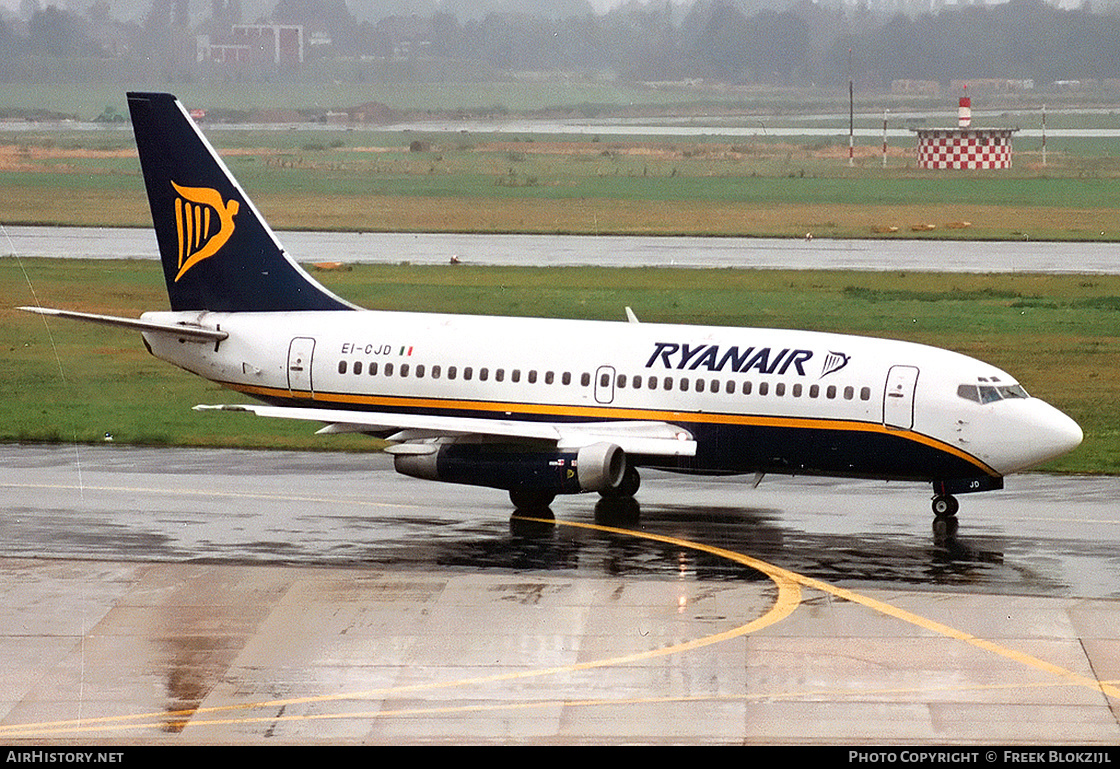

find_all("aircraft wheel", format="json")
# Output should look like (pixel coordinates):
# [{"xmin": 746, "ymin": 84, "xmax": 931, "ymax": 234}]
[
  {"xmin": 600, "ymin": 466, "xmax": 641, "ymax": 499},
  {"xmin": 931, "ymin": 494, "xmax": 959, "ymax": 518},
  {"xmin": 509, "ymin": 488, "xmax": 556, "ymax": 511}
]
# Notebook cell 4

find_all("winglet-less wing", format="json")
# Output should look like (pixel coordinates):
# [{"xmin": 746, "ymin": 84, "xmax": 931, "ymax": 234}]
[{"xmin": 194, "ymin": 404, "xmax": 697, "ymax": 457}]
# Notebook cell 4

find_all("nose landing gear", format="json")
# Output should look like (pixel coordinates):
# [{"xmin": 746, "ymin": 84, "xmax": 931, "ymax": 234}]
[
  {"xmin": 932, "ymin": 493, "xmax": 959, "ymax": 542},
  {"xmin": 929, "ymin": 476, "xmax": 1002, "ymax": 543}
]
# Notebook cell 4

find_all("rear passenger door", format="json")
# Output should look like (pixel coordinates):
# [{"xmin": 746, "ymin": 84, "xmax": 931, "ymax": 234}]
[{"xmin": 288, "ymin": 337, "xmax": 316, "ymax": 395}]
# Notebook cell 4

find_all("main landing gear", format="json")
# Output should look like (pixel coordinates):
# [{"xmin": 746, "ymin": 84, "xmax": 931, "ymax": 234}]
[
  {"xmin": 509, "ymin": 488, "xmax": 556, "ymax": 513},
  {"xmin": 931, "ymin": 493, "xmax": 959, "ymax": 542},
  {"xmin": 599, "ymin": 466, "xmax": 641, "ymax": 500},
  {"xmin": 508, "ymin": 466, "xmax": 642, "ymax": 518}
]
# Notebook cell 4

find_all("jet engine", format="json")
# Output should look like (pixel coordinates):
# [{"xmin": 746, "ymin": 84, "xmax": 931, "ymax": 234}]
[{"xmin": 393, "ymin": 441, "xmax": 626, "ymax": 495}]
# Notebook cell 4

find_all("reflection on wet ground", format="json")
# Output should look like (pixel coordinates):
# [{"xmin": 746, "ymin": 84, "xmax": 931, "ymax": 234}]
[
  {"xmin": 2, "ymin": 445, "xmax": 1116, "ymax": 600},
  {"xmin": 4, "ymin": 446, "xmax": 1120, "ymax": 744}
]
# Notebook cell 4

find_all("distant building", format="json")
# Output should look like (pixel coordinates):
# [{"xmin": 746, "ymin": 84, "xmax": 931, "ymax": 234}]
[
  {"xmin": 198, "ymin": 24, "xmax": 303, "ymax": 66},
  {"xmin": 892, "ymin": 80, "xmax": 940, "ymax": 96},
  {"xmin": 950, "ymin": 79, "xmax": 1034, "ymax": 93}
]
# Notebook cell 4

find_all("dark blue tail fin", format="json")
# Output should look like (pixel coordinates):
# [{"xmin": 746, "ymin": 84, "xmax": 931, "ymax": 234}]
[{"xmin": 127, "ymin": 92, "xmax": 356, "ymax": 312}]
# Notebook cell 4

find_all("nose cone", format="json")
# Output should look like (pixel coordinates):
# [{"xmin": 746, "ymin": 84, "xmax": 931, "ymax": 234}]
[{"xmin": 993, "ymin": 400, "xmax": 1083, "ymax": 474}]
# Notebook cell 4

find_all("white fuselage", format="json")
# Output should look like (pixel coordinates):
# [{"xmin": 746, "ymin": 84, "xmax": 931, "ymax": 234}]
[{"xmin": 140, "ymin": 308, "xmax": 1083, "ymax": 484}]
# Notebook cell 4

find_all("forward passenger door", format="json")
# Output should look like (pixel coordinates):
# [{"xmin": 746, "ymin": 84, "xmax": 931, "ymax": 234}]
[{"xmin": 883, "ymin": 365, "xmax": 919, "ymax": 430}]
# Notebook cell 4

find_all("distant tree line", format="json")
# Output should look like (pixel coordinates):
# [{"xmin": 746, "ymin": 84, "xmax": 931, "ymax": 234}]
[{"xmin": 4, "ymin": 0, "xmax": 1120, "ymax": 89}]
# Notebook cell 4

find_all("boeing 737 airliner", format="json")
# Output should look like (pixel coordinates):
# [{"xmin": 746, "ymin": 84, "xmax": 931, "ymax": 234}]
[{"xmin": 21, "ymin": 93, "xmax": 1084, "ymax": 538}]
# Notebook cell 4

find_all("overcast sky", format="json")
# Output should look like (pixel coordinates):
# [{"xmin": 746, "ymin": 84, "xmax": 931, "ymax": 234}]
[{"xmin": 0, "ymin": 0, "xmax": 636, "ymax": 17}]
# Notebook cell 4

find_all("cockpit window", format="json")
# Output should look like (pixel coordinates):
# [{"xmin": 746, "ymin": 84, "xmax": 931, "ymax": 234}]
[
  {"xmin": 979, "ymin": 385, "xmax": 1001, "ymax": 403},
  {"xmin": 957, "ymin": 384, "xmax": 980, "ymax": 402},
  {"xmin": 958, "ymin": 382, "xmax": 1029, "ymax": 403}
]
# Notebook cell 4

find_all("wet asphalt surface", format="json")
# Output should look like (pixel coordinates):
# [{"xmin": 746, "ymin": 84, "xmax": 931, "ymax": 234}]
[{"xmin": 3, "ymin": 444, "xmax": 1117, "ymax": 600}]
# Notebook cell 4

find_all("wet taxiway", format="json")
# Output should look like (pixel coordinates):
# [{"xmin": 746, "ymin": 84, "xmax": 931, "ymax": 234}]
[{"xmin": 1, "ymin": 444, "xmax": 1118, "ymax": 743}]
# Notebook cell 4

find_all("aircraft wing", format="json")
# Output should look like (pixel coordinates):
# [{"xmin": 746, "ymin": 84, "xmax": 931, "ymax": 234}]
[{"xmin": 194, "ymin": 404, "xmax": 697, "ymax": 457}]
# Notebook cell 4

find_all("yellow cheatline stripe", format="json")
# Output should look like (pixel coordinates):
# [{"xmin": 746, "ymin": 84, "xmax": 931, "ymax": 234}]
[
  {"xmin": 0, "ymin": 517, "xmax": 803, "ymax": 738},
  {"xmin": 220, "ymin": 380, "xmax": 997, "ymax": 477}
]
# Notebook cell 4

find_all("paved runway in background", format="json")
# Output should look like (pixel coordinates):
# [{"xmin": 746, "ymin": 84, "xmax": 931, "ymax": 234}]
[
  {"xmin": 6, "ymin": 225, "xmax": 1120, "ymax": 273},
  {"xmin": 1, "ymin": 445, "xmax": 1118, "ymax": 743}
]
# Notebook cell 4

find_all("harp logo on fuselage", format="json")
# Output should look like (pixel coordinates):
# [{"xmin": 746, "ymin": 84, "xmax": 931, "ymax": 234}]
[
  {"xmin": 820, "ymin": 351, "xmax": 851, "ymax": 378},
  {"xmin": 171, "ymin": 181, "xmax": 240, "ymax": 282}
]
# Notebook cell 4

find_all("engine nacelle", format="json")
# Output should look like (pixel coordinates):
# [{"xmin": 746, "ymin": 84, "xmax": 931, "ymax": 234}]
[
  {"xmin": 574, "ymin": 442, "xmax": 626, "ymax": 492},
  {"xmin": 393, "ymin": 442, "xmax": 626, "ymax": 495}
]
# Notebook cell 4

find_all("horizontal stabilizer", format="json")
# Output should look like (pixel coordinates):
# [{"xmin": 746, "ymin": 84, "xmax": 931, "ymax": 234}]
[{"xmin": 19, "ymin": 307, "xmax": 228, "ymax": 341}]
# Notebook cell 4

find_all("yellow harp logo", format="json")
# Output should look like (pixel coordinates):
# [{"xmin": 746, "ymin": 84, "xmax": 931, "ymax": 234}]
[{"xmin": 171, "ymin": 181, "xmax": 240, "ymax": 282}]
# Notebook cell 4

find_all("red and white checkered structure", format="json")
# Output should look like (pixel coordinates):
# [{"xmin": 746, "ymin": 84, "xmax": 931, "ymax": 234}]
[{"xmin": 915, "ymin": 128, "xmax": 1017, "ymax": 170}]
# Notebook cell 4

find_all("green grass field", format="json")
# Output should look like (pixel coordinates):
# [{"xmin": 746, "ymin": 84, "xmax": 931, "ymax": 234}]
[
  {"xmin": 5, "ymin": 121, "xmax": 1120, "ymax": 240},
  {"xmin": 3, "ymin": 258, "xmax": 1117, "ymax": 474},
  {"xmin": 2, "ymin": 102, "xmax": 1118, "ymax": 474}
]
